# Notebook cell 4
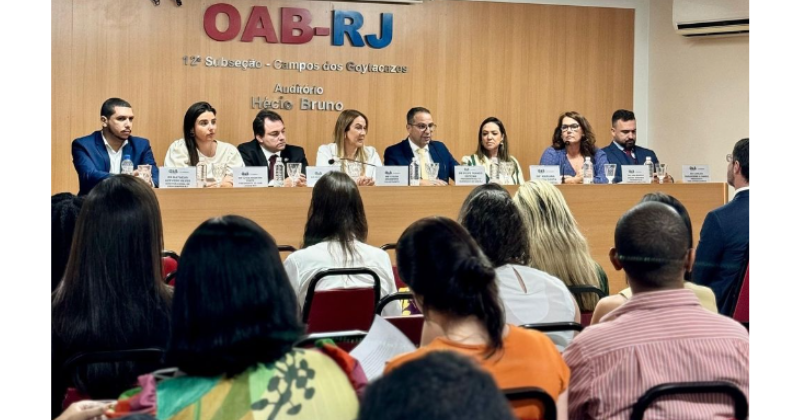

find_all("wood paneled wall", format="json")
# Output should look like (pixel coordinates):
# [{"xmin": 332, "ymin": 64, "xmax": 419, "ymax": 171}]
[{"xmin": 52, "ymin": 0, "xmax": 634, "ymax": 194}]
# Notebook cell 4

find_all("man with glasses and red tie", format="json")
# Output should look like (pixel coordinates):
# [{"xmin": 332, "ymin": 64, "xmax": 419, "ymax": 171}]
[
  {"xmin": 237, "ymin": 110, "xmax": 308, "ymax": 187},
  {"xmin": 601, "ymin": 109, "xmax": 666, "ymax": 183},
  {"xmin": 384, "ymin": 107, "xmax": 459, "ymax": 186}
]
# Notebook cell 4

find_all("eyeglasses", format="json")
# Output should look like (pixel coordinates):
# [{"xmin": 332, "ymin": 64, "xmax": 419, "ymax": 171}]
[
  {"xmin": 561, "ymin": 123, "xmax": 581, "ymax": 132},
  {"xmin": 412, "ymin": 123, "xmax": 437, "ymax": 132},
  {"xmin": 726, "ymin": 154, "xmax": 733, "ymax": 163}
]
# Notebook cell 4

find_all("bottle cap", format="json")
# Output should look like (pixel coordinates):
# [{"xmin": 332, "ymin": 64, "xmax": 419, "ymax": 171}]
[{"xmin": 123, "ymin": 154, "xmax": 131, "ymax": 160}]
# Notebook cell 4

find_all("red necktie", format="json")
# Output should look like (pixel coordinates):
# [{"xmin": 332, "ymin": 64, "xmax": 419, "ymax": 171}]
[
  {"xmin": 624, "ymin": 149, "xmax": 637, "ymax": 164},
  {"xmin": 268, "ymin": 154, "xmax": 277, "ymax": 181}
]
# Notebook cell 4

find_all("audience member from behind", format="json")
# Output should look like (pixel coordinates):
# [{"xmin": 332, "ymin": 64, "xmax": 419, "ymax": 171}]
[
  {"xmin": 119, "ymin": 215, "xmax": 358, "ymax": 419},
  {"xmin": 459, "ymin": 184, "xmax": 580, "ymax": 350},
  {"xmin": 359, "ymin": 351, "xmax": 516, "ymax": 420},
  {"xmin": 51, "ymin": 176, "xmax": 172, "ymax": 419},
  {"xmin": 539, "ymin": 111, "xmax": 609, "ymax": 184},
  {"xmin": 237, "ymin": 110, "xmax": 308, "ymax": 186},
  {"xmin": 461, "ymin": 117, "xmax": 524, "ymax": 184},
  {"xmin": 386, "ymin": 217, "xmax": 569, "ymax": 420},
  {"xmin": 51, "ymin": 193, "xmax": 85, "ymax": 292},
  {"xmin": 693, "ymin": 138, "xmax": 749, "ymax": 315},
  {"xmin": 513, "ymin": 180, "xmax": 608, "ymax": 310},
  {"xmin": 564, "ymin": 202, "xmax": 749, "ymax": 420},
  {"xmin": 316, "ymin": 109, "xmax": 381, "ymax": 185},
  {"xmin": 283, "ymin": 171, "xmax": 400, "ymax": 315},
  {"xmin": 71, "ymin": 98, "xmax": 159, "ymax": 195},
  {"xmin": 591, "ymin": 192, "xmax": 717, "ymax": 324},
  {"xmin": 164, "ymin": 101, "xmax": 244, "ymax": 187}
]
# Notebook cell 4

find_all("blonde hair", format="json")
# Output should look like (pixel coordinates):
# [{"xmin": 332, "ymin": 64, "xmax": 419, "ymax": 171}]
[
  {"xmin": 513, "ymin": 180, "xmax": 602, "ymax": 309},
  {"xmin": 333, "ymin": 109, "xmax": 369, "ymax": 176}
]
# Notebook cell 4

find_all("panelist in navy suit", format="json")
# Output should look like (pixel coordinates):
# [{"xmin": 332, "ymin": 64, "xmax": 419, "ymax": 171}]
[
  {"xmin": 693, "ymin": 138, "xmax": 749, "ymax": 315},
  {"xmin": 72, "ymin": 98, "xmax": 158, "ymax": 195},
  {"xmin": 601, "ymin": 109, "xmax": 663, "ymax": 183},
  {"xmin": 383, "ymin": 107, "xmax": 459, "ymax": 185}
]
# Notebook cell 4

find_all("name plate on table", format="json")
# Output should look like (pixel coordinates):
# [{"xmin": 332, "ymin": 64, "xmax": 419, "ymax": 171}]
[
  {"xmin": 159, "ymin": 167, "xmax": 197, "ymax": 188},
  {"xmin": 529, "ymin": 165, "xmax": 562, "ymax": 184},
  {"xmin": 306, "ymin": 166, "xmax": 340, "ymax": 187},
  {"xmin": 621, "ymin": 165, "xmax": 650, "ymax": 184},
  {"xmin": 682, "ymin": 165, "xmax": 710, "ymax": 183},
  {"xmin": 455, "ymin": 166, "xmax": 486, "ymax": 186},
  {"xmin": 232, "ymin": 167, "xmax": 268, "ymax": 187},
  {"xmin": 375, "ymin": 166, "xmax": 409, "ymax": 186}
]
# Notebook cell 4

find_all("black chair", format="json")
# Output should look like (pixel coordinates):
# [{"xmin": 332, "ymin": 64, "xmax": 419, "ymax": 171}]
[
  {"xmin": 519, "ymin": 322, "xmax": 584, "ymax": 333},
  {"xmin": 630, "ymin": 381, "xmax": 748, "ymax": 420},
  {"xmin": 376, "ymin": 291, "xmax": 414, "ymax": 314},
  {"xmin": 161, "ymin": 250, "xmax": 179, "ymax": 282},
  {"xmin": 503, "ymin": 387, "xmax": 557, "ymax": 420},
  {"xmin": 380, "ymin": 243, "xmax": 407, "ymax": 289},
  {"xmin": 302, "ymin": 268, "xmax": 382, "ymax": 333},
  {"xmin": 277, "ymin": 244, "xmax": 297, "ymax": 253}
]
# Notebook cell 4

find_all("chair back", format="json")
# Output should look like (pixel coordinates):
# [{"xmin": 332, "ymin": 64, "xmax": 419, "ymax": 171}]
[
  {"xmin": 519, "ymin": 322, "xmax": 584, "ymax": 333},
  {"xmin": 567, "ymin": 285, "xmax": 608, "ymax": 326},
  {"xmin": 732, "ymin": 264, "xmax": 749, "ymax": 323},
  {"xmin": 277, "ymin": 244, "xmax": 297, "ymax": 253},
  {"xmin": 302, "ymin": 268, "xmax": 381, "ymax": 334},
  {"xmin": 385, "ymin": 315, "xmax": 425, "ymax": 347},
  {"xmin": 630, "ymin": 381, "xmax": 748, "ymax": 420},
  {"xmin": 503, "ymin": 387, "xmax": 557, "ymax": 420},
  {"xmin": 380, "ymin": 243, "xmax": 407, "ymax": 289},
  {"xmin": 161, "ymin": 250, "xmax": 179, "ymax": 282}
]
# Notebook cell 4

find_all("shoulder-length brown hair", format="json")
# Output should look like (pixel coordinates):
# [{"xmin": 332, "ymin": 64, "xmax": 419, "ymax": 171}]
[{"xmin": 550, "ymin": 111, "xmax": 598, "ymax": 158}]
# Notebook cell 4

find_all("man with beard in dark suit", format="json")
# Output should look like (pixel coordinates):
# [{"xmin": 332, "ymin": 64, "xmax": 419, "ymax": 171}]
[{"xmin": 238, "ymin": 110, "xmax": 308, "ymax": 187}]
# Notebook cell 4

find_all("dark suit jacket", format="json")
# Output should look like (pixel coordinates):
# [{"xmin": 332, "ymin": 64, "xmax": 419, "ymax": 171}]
[
  {"xmin": 692, "ymin": 189, "xmax": 749, "ymax": 315},
  {"xmin": 72, "ymin": 130, "xmax": 159, "ymax": 195},
  {"xmin": 601, "ymin": 142, "xmax": 659, "ymax": 183},
  {"xmin": 237, "ymin": 139, "xmax": 309, "ymax": 175},
  {"xmin": 383, "ymin": 139, "xmax": 459, "ymax": 181}
]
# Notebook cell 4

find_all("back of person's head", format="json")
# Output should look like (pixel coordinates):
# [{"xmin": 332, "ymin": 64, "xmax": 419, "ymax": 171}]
[
  {"xmin": 252, "ymin": 109, "xmax": 283, "ymax": 137},
  {"xmin": 732, "ymin": 137, "xmax": 749, "ymax": 182},
  {"xmin": 513, "ymin": 181, "xmax": 601, "ymax": 307},
  {"xmin": 458, "ymin": 184, "xmax": 531, "ymax": 267},
  {"xmin": 51, "ymin": 192, "xmax": 85, "ymax": 292},
  {"xmin": 615, "ymin": 202, "xmax": 690, "ymax": 289},
  {"xmin": 396, "ymin": 217, "xmax": 504, "ymax": 356},
  {"xmin": 302, "ymin": 171, "xmax": 368, "ymax": 259},
  {"xmin": 358, "ymin": 351, "xmax": 516, "ymax": 420},
  {"xmin": 169, "ymin": 215, "xmax": 303, "ymax": 377},
  {"xmin": 640, "ymin": 192, "xmax": 694, "ymax": 281}
]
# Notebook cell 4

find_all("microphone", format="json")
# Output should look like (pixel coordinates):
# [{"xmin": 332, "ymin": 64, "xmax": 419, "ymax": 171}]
[{"xmin": 328, "ymin": 157, "xmax": 378, "ymax": 167}]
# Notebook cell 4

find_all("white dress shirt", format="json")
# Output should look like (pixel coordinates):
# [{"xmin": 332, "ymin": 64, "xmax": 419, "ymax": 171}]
[
  {"xmin": 163, "ymin": 139, "xmax": 245, "ymax": 176},
  {"xmin": 315, "ymin": 143, "xmax": 383, "ymax": 178},
  {"xmin": 102, "ymin": 134, "xmax": 128, "ymax": 174}
]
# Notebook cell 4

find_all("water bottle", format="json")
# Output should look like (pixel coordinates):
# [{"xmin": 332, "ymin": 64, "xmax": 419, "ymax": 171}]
[
  {"xmin": 121, "ymin": 154, "xmax": 134, "ymax": 175},
  {"xmin": 409, "ymin": 157, "xmax": 420, "ymax": 186},
  {"xmin": 582, "ymin": 156, "xmax": 593, "ymax": 184},
  {"xmin": 489, "ymin": 157, "xmax": 500, "ymax": 183},
  {"xmin": 644, "ymin": 156, "xmax": 654, "ymax": 183},
  {"xmin": 273, "ymin": 158, "xmax": 285, "ymax": 187}
]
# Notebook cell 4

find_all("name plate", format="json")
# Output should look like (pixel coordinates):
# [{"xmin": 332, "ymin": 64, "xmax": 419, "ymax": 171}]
[
  {"xmin": 232, "ymin": 166, "xmax": 268, "ymax": 187},
  {"xmin": 375, "ymin": 166, "xmax": 409, "ymax": 186},
  {"xmin": 529, "ymin": 165, "xmax": 562, "ymax": 184},
  {"xmin": 455, "ymin": 166, "xmax": 486, "ymax": 186},
  {"xmin": 682, "ymin": 165, "xmax": 710, "ymax": 183},
  {"xmin": 306, "ymin": 166, "xmax": 340, "ymax": 187},
  {"xmin": 159, "ymin": 167, "xmax": 197, "ymax": 188},
  {"xmin": 621, "ymin": 165, "xmax": 650, "ymax": 184}
]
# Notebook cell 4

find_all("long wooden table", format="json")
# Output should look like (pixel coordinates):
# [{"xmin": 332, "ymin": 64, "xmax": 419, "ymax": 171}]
[{"xmin": 155, "ymin": 183, "xmax": 728, "ymax": 294}]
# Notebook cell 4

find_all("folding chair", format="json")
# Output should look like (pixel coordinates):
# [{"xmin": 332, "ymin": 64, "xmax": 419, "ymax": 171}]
[
  {"xmin": 503, "ymin": 387, "xmax": 557, "ymax": 420},
  {"xmin": 161, "ymin": 250, "xmax": 179, "ymax": 282},
  {"xmin": 277, "ymin": 245, "xmax": 297, "ymax": 253},
  {"xmin": 630, "ymin": 381, "xmax": 748, "ymax": 420},
  {"xmin": 380, "ymin": 243, "xmax": 407, "ymax": 289},
  {"xmin": 302, "ymin": 268, "xmax": 381, "ymax": 334},
  {"xmin": 377, "ymin": 291, "xmax": 424, "ymax": 346},
  {"xmin": 568, "ymin": 285, "xmax": 608, "ymax": 327},
  {"xmin": 519, "ymin": 322, "xmax": 584, "ymax": 333},
  {"xmin": 732, "ymin": 264, "xmax": 749, "ymax": 324}
]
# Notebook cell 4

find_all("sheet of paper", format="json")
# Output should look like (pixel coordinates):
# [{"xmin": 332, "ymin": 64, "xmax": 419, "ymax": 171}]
[{"xmin": 350, "ymin": 315, "xmax": 416, "ymax": 381}]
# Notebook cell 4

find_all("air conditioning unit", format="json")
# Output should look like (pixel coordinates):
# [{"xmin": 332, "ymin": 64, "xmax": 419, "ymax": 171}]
[{"xmin": 673, "ymin": 0, "xmax": 749, "ymax": 38}]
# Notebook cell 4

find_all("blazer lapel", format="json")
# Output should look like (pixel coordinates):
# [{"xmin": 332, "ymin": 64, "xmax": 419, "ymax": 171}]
[
  {"xmin": 252, "ymin": 140, "xmax": 269, "ymax": 166},
  {"xmin": 94, "ymin": 131, "xmax": 111, "ymax": 171}
]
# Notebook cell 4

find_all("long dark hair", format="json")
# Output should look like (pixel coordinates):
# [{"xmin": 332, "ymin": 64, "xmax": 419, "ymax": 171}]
[
  {"xmin": 550, "ymin": 111, "xmax": 598, "ymax": 158},
  {"xmin": 183, "ymin": 101, "xmax": 216, "ymax": 166},
  {"xmin": 476, "ymin": 117, "xmax": 510, "ymax": 162},
  {"xmin": 51, "ymin": 192, "xmax": 85, "ymax": 292},
  {"xmin": 52, "ymin": 175, "xmax": 172, "ymax": 395},
  {"xmin": 168, "ymin": 215, "xmax": 303, "ymax": 377},
  {"xmin": 396, "ymin": 217, "xmax": 504, "ymax": 357},
  {"xmin": 458, "ymin": 184, "xmax": 531, "ymax": 267},
  {"xmin": 302, "ymin": 171, "xmax": 368, "ymax": 260}
]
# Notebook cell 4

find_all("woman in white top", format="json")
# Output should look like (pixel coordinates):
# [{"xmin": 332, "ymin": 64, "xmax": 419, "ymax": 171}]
[
  {"xmin": 283, "ymin": 171, "xmax": 400, "ymax": 315},
  {"xmin": 458, "ymin": 184, "xmax": 579, "ymax": 350},
  {"xmin": 461, "ymin": 117, "xmax": 524, "ymax": 185},
  {"xmin": 164, "ymin": 101, "xmax": 244, "ymax": 187},
  {"xmin": 316, "ymin": 109, "xmax": 382, "ymax": 186}
]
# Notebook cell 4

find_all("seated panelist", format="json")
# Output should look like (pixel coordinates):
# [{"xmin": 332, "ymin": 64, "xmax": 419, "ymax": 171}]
[
  {"xmin": 461, "ymin": 117, "xmax": 524, "ymax": 185},
  {"xmin": 316, "ymin": 109, "xmax": 381, "ymax": 186},
  {"xmin": 601, "ymin": 109, "xmax": 669, "ymax": 183},
  {"xmin": 237, "ymin": 110, "xmax": 308, "ymax": 187},
  {"xmin": 539, "ymin": 111, "xmax": 608, "ymax": 184}
]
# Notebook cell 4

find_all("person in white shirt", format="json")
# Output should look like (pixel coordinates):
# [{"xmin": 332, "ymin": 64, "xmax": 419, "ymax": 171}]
[
  {"xmin": 163, "ymin": 101, "xmax": 244, "ymax": 188},
  {"xmin": 458, "ymin": 183, "xmax": 580, "ymax": 350},
  {"xmin": 283, "ymin": 171, "xmax": 400, "ymax": 315},
  {"xmin": 316, "ymin": 109, "xmax": 381, "ymax": 186}
]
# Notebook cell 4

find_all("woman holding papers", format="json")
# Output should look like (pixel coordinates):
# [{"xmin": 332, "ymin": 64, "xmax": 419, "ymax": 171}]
[
  {"xmin": 385, "ymin": 217, "xmax": 569, "ymax": 420},
  {"xmin": 316, "ymin": 109, "xmax": 382, "ymax": 186},
  {"xmin": 163, "ymin": 101, "xmax": 244, "ymax": 187},
  {"xmin": 461, "ymin": 117, "xmax": 524, "ymax": 184},
  {"xmin": 538, "ymin": 111, "xmax": 608, "ymax": 184}
]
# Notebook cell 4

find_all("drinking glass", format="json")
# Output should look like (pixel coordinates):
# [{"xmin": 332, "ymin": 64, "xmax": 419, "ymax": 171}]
[
  {"xmin": 500, "ymin": 162, "xmax": 515, "ymax": 185},
  {"xmin": 603, "ymin": 164, "xmax": 617, "ymax": 184},
  {"xmin": 657, "ymin": 163, "xmax": 668, "ymax": 184},
  {"xmin": 136, "ymin": 164, "xmax": 152, "ymax": 185},
  {"xmin": 346, "ymin": 161, "xmax": 362, "ymax": 179},
  {"xmin": 425, "ymin": 162, "xmax": 439, "ymax": 182},
  {"xmin": 287, "ymin": 163, "xmax": 302, "ymax": 186},
  {"xmin": 196, "ymin": 162, "xmax": 208, "ymax": 188},
  {"xmin": 210, "ymin": 163, "xmax": 226, "ymax": 187}
]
